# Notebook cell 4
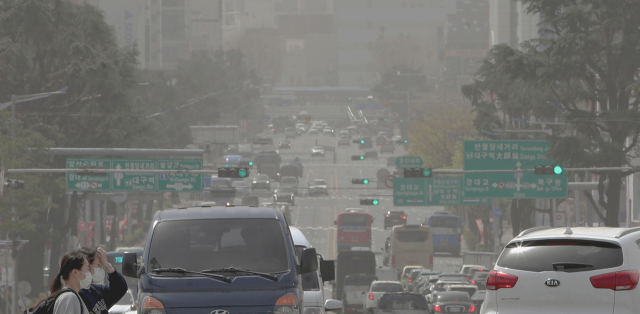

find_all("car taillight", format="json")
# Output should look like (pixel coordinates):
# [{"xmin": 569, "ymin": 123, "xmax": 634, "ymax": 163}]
[
  {"xmin": 486, "ymin": 270, "xmax": 518, "ymax": 290},
  {"xmin": 368, "ymin": 292, "xmax": 374, "ymax": 300},
  {"xmin": 408, "ymin": 278, "xmax": 412, "ymax": 283},
  {"xmin": 468, "ymin": 305, "xmax": 475, "ymax": 313},
  {"xmin": 385, "ymin": 215, "xmax": 391, "ymax": 217},
  {"xmin": 434, "ymin": 305, "xmax": 442, "ymax": 312},
  {"xmin": 401, "ymin": 215, "xmax": 406, "ymax": 219},
  {"xmin": 392, "ymin": 255, "xmax": 395, "ymax": 267},
  {"xmin": 590, "ymin": 270, "xmax": 640, "ymax": 291},
  {"xmin": 471, "ymin": 280, "xmax": 476, "ymax": 284}
]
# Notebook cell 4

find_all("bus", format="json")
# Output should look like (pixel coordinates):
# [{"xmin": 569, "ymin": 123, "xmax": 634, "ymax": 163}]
[
  {"xmin": 390, "ymin": 225, "xmax": 433, "ymax": 277},
  {"xmin": 425, "ymin": 212, "xmax": 462, "ymax": 256},
  {"xmin": 334, "ymin": 209, "xmax": 373, "ymax": 252}
]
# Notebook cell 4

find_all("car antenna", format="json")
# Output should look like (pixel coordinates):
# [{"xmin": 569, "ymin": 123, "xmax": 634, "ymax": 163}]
[{"xmin": 564, "ymin": 227, "xmax": 573, "ymax": 235}]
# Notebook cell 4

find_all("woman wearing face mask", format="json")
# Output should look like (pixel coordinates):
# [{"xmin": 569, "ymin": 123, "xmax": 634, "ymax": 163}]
[
  {"xmin": 30, "ymin": 251, "xmax": 91, "ymax": 314},
  {"xmin": 78, "ymin": 247, "xmax": 128, "ymax": 314}
]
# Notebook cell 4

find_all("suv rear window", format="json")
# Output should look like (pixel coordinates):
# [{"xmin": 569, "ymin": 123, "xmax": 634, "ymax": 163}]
[
  {"xmin": 371, "ymin": 283, "xmax": 403, "ymax": 292},
  {"xmin": 345, "ymin": 275, "xmax": 377, "ymax": 286},
  {"xmin": 497, "ymin": 239, "xmax": 623, "ymax": 272}
]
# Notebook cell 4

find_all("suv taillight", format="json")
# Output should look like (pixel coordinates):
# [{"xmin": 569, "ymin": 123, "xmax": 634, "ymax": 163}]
[
  {"xmin": 468, "ymin": 305, "xmax": 475, "ymax": 313},
  {"xmin": 590, "ymin": 270, "xmax": 640, "ymax": 291},
  {"xmin": 401, "ymin": 215, "xmax": 406, "ymax": 219},
  {"xmin": 486, "ymin": 270, "xmax": 518, "ymax": 290},
  {"xmin": 369, "ymin": 292, "xmax": 374, "ymax": 300},
  {"xmin": 434, "ymin": 305, "xmax": 442, "ymax": 312}
]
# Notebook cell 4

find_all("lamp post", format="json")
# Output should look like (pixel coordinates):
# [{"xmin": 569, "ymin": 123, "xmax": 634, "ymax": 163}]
[{"xmin": 4, "ymin": 88, "xmax": 67, "ymax": 145}]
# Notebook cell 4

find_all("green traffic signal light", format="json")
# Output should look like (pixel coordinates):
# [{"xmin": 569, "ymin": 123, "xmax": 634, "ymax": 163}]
[
  {"xmin": 360, "ymin": 155, "xmax": 365, "ymax": 160},
  {"xmin": 248, "ymin": 161, "xmax": 254, "ymax": 166},
  {"xmin": 422, "ymin": 168, "xmax": 431, "ymax": 177},
  {"xmin": 360, "ymin": 139, "xmax": 365, "ymax": 144},
  {"xmin": 404, "ymin": 140, "xmax": 409, "ymax": 144},
  {"xmin": 238, "ymin": 169, "xmax": 248, "ymax": 178},
  {"xmin": 363, "ymin": 179, "xmax": 369, "ymax": 184},
  {"xmin": 372, "ymin": 199, "xmax": 379, "ymax": 205},
  {"xmin": 554, "ymin": 166, "xmax": 563, "ymax": 175},
  {"xmin": 400, "ymin": 120, "xmax": 404, "ymax": 123}
]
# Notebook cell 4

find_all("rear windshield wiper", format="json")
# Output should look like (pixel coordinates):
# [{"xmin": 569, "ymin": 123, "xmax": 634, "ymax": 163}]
[
  {"xmin": 552, "ymin": 263, "xmax": 594, "ymax": 272},
  {"xmin": 201, "ymin": 267, "xmax": 279, "ymax": 281},
  {"xmin": 152, "ymin": 267, "xmax": 233, "ymax": 283}
]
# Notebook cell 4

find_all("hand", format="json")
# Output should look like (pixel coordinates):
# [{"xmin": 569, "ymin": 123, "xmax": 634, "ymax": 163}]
[{"xmin": 97, "ymin": 247, "xmax": 109, "ymax": 267}]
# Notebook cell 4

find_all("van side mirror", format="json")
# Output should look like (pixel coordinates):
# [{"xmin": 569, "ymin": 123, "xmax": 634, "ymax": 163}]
[
  {"xmin": 122, "ymin": 252, "xmax": 139, "ymax": 278},
  {"xmin": 300, "ymin": 247, "xmax": 318, "ymax": 274},
  {"xmin": 320, "ymin": 259, "xmax": 335, "ymax": 281},
  {"xmin": 324, "ymin": 299, "xmax": 342, "ymax": 312}
]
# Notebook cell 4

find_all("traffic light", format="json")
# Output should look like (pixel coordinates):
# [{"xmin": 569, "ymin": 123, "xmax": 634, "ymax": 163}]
[
  {"xmin": 351, "ymin": 155, "xmax": 366, "ymax": 161},
  {"xmin": 352, "ymin": 179, "xmax": 370, "ymax": 184},
  {"xmin": 239, "ymin": 161, "xmax": 254, "ymax": 167},
  {"xmin": 360, "ymin": 199, "xmax": 379, "ymax": 206},
  {"xmin": 218, "ymin": 167, "xmax": 250, "ymax": 178},
  {"xmin": 403, "ymin": 168, "xmax": 432, "ymax": 178},
  {"xmin": 404, "ymin": 140, "xmax": 409, "ymax": 144},
  {"xmin": 534, "ymin": 165, "xmax": 563, "ymax": 175},
  {"xmin": 4, "ymin": 179, "xmax": 25, "ymax": 189}
]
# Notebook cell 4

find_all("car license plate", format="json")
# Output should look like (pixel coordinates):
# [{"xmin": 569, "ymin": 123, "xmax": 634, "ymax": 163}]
[{"xmin": 450, "ymin": 307, "xmax": 461, "ymax": 313}]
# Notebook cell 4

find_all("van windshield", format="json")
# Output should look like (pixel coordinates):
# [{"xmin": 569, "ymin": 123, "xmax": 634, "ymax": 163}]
[{"xmin": 149, "ymin": 219, "xmax": 289, "ymax": 274}]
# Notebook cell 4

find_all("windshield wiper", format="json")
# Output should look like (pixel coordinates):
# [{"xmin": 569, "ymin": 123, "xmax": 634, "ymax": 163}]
[
  {"xmin": 201, "ymin": 267, "xmax": 279, "ymax": 281},
  {"xmin": 552, "ymin": 263, "xmax": 594, "ymax": 272},
  {"xmin": 152, "ymin": 267, "xmax": 233, "ymax": 283}
]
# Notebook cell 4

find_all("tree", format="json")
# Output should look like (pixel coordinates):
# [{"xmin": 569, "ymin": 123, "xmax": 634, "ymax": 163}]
[
  {"xmin": 409, "ymin": 104, "xmax": 477, "ymax": 169},
  {"xmin": 463, "ymin": 0, "xmax": 640, "ymax": 227}
]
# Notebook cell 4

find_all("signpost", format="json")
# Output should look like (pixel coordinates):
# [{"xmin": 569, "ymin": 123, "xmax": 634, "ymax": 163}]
[
  {"xmin": 157, "ymin": 160, "xmax": 203, "ymax": 192},
  {"xmin": 66, "ymin": 158, "xmax": 203, "ymax": 192},
  {"xmin": 112, "ymin": 159, "xmax": 156, "ymax": 192},
  {"xmin": 66, "ymin": 159, "xmax": 112, "ymax": 191},
  {"xmin": 395, "ymin": 156, "xmax": 424, "ymax": 168},
  {"xmin": 394, "ymin": 177, "xmax": 491, "ymax": 206},
  {"xmin": 462, "ymin": 141, "xmax": 568, "ymax": 199}
]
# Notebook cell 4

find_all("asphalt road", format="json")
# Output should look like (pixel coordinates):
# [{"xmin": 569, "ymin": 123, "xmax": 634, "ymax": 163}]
[{"xmin": 242, "ymin": 130, "xmax": 465, "ymax": 277}]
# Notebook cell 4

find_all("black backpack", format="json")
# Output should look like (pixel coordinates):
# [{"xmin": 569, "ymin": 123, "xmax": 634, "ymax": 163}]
[{"xmin": 24, "ymin": 289, "xmax": 85, "ymax": 314}]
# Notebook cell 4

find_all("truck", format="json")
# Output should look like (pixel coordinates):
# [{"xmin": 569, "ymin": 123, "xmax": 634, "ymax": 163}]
[
  {"xmin": 462, "ymin": 251, "xmax": 498, "ymax": 269},
  {"xmin": 206, "ymin": 178, "xmax": 236, "ymax": 204},
  {"xmin": 333, "ymin": 251, "xmax": 376, "ymax": 301},
  {"xmin": 272, "ymin": 117, "xmax": 295, "ymax": 134},
  {"xmin": 256, "ymin": 150, "xmax": 281, "ymax": 180},
  {"xmin": 190, "ymin": 125, "xmax": 240, "ymax": 163}
]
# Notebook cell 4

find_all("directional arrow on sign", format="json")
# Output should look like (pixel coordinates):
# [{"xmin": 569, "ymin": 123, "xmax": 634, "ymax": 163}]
[{"xmin": 114, "ymin": 164, "xmax": 123, "ymax": 186}]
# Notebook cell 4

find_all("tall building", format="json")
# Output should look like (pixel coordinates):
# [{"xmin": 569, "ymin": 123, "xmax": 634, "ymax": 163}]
[
  {"xmin": 334, "ymin": 0, "xmax": 455, "ymax": 88},
  {"xmin": 516, "ymin": 2, "xmax": 540, "ymax": 44},
  {"xmin": 445, "ymin": 0, "xmax": 489, "ymax": 91},
  {"xmin": 161, "ymin": 0, "xmax": 191, "ymax": 70},
  {"xmin": 190, "ymin": 0, "xmax": 223, "ymax": 53}
]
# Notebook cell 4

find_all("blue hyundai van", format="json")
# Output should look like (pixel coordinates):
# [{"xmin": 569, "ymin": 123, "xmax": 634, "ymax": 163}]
[{"xmin": 121, "ymin": 206, "xmax": 318, "ymax": 314}]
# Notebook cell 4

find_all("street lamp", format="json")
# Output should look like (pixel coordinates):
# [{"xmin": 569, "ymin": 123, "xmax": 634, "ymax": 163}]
[{"xmin": 0, "ymin": 88, "xmax": 68, "ymax": 145}]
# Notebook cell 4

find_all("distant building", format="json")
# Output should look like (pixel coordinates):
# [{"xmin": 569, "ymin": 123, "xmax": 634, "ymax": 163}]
[
  {"xmin": 334, "ymin": 0, "xmax": 455, "ymax": 88},
  {"xmin": 444, "ymin": 0, "xmax": 489, "ymax": 91}
]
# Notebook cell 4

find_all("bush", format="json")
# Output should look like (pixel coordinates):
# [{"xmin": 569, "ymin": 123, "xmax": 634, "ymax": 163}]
[{"xmin": 121, "ymin": 221, "xmax": 151, "ymax": 247}]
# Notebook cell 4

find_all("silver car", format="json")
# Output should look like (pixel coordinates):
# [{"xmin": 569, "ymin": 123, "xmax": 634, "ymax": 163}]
[
  {"xmin": 311, "ymin": 146, "xmax": 325, "ymax": 157},
  {"xmin": 308, "ymin": 179, "xmax": 329, "ymax": 196}
]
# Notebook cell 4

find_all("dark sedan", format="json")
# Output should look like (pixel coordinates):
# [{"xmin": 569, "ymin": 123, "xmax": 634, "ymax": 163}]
[
  {"xmin": 274, "ymin": 187, "xmax": 295, "ymax": 205},
  {"xmin": 470, "ymin": 290, "xmax": 485, "ymax": 314},
  {"xmin": 428, "ymin": 291, "xmax": 475, "ymax": 314},
  {"xmin": 251, "ymin": 174, "xmax": 271, "ymax": 191},
  {"xmin": 278, "ymin": 140, "xmax": 292, "ymax": 149},
  {"xmin": 375, "ymin": 293, "xmax": 429, "ymax": 314},
  {"xmin": 384, "ymin": 211, "xmax": 407, "ymax": 229}
]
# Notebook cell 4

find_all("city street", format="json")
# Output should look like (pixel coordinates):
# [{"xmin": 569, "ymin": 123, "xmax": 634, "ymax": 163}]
[{"xmin": 241, "ymin": 130, "xmax": 464, "ymax": 275}]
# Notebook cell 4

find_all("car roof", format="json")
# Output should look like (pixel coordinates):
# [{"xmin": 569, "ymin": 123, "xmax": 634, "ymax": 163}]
[
  {"xmin": 289, "ymin": 227, "xmax": 312, "ymax": 248},
  {"xmin": 514, "ymin": 226, "xmax": 640, "ymax": 241},
  {"xmin": 372, "ymin": 281, "xmax": 402, "ymax": 284},
  {"xmin": 155, "ymin": 206, "xmax": 278, "ymax": 222}
]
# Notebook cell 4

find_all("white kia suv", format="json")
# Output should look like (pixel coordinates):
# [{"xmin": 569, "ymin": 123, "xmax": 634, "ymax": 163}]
[{"xmin": 481, "ymin": 226, "xmax": 640, "ymax": 314}]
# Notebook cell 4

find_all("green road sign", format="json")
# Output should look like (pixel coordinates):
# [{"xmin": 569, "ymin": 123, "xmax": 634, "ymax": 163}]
[
  {"xmin": 395, "ymin": 156, "xmax": 424, "ymax": 168},
  {"xmin": 157, "ymin": 160, "xmax": 203, "ymax": 192},
  {"xmin": 112, "ymin": 159, "xmax": 157, "ymax": 191},
  {"xmin": 393, "ymin": 178, "xmax": 426, "ymax": 206},
  {"xmin": 394, "ymin": 177, "xmax": 491, "ymax": 206},
  {"xmin": 463, "ymin": 141, "xmax": 568, "ymax": 199},
  {"xmin": 66, "ymin": 159, "xmax": 112, "ymax": 191}
]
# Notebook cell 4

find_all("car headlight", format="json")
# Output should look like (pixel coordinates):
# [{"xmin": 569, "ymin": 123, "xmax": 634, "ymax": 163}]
[
  {"xmin": 303, "ymin": 307, "xmax": 324, "ymax": 314},
  {"xmin": 274, "ymin": 294, "xmax": 298, "ymax": 314},
  {"xmin": 253, "ymin": 181, "xmax": 257, "ymax": 183}
]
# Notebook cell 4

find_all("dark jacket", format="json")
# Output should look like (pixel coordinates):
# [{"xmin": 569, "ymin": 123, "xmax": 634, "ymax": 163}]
[{"xmin": 79, "ymin": 270, "xmax": 128, "ymax": 314}]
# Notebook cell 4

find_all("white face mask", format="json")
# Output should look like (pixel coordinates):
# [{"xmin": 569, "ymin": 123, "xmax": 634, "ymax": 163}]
[
  {"xmin": 92, "ymin": 267, "xmax": 105, "ymax": 285},
  {"xmin": 79, "ymin": 271, "xmax": 93, "ymax": 289}
]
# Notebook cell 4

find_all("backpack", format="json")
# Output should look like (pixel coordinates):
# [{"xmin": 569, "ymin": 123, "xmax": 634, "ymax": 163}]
[{"xmin": 23, "ymin": 289, "xmax": 85, "ymax": 314}]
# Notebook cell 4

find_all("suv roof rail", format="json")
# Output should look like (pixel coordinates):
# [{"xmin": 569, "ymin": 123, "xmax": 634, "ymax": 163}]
[
  {"xmin": 615, "ymin": 227, "xmax": 640, "ymax": 238},
  {"xmin": 516, "ymin": 226, "xmax": 553, "ymax": 238}
]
